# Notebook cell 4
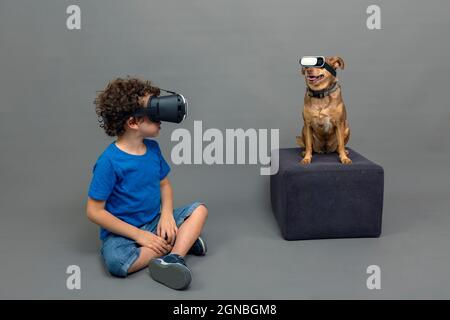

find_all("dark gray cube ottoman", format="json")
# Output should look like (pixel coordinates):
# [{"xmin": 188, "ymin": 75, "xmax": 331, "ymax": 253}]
[{"xmin": 270, "ymin": 148, "xmax": 384, "ymax": 240}]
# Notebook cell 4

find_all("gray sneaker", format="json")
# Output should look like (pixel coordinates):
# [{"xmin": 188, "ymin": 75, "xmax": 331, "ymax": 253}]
[{"xmin": 148, "ymin": 253, "xmax": 192, "ymax": 290}]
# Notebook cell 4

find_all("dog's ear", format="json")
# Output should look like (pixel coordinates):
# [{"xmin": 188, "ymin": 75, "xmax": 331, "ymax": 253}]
[
  {"xmin": 329, "ymin": 56, "xmax": 345, "ymax": 70},
  {"xmin": 300, "ymin": 67, "xmax": 305, "ymax": 75}
]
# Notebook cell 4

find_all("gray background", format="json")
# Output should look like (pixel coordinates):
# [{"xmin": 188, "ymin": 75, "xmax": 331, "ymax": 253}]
[{"xmin": 1, "ymin": 0, "xmax": 449, "ymax": 299}]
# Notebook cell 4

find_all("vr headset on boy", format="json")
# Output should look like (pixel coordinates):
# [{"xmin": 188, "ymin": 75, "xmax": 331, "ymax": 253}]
[
  {"xmin": 299, "ymin": 56, "xmax": 337, "ymax": 77},
  {"xmin": 132, "ymin": 88, "xmax": 188, "ymax": 124}
]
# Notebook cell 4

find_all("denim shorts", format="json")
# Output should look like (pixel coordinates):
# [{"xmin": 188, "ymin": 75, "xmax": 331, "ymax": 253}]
[{"xmin": 100, "ymin": 201, "xmax": 206, "ymax": 277}]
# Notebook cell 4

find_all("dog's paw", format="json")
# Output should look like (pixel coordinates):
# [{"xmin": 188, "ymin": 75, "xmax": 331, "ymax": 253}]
[
  {"xmin": 340, "ymin": 156, "xmax": 352, "ymax": 164},
  {"xmin": 300, "ymin": 157, "xmax": 312, "ymax": 165}
]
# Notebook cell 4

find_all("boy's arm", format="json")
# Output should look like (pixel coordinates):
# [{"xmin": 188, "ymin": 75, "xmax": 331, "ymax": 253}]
[
  {"xmin": 160, "ymin": 177, "xmax": 174, "ymax": 218},
  {"xmin": 86, "ymin": 197, "xmax": 143, "ymax": 240},
  {"xmin": 86, "ymin": 197, "xmax": 172, "ymax": 254},
  {"xmin": 157, "ymin": 177, "xmax": 177, "ymax": 245}
]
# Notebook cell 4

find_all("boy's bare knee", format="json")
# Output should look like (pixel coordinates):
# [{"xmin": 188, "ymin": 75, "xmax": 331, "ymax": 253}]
[
  {"xmin": 196, "ymin": 204, "xmax": 208, "ymax": 218},
  {"xmin": 183, "ymin": 204, "xmax": 208, "ymax": 224}
]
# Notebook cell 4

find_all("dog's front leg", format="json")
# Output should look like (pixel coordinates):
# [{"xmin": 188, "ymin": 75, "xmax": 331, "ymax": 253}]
[
  {"xmin": 300, "ymin": 123, "xmax": 313, "ymax": 164},
  {"xmin": 336, "ymin": 122, "xmax": 352, "ymax": 164}
]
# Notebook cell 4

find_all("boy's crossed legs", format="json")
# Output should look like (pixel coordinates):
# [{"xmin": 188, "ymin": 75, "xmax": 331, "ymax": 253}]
[
  {"xmin": 129, "ymin": 203, "xmax": 208, "ymax": 273},
  {"xmin": 101, "ymin": 201, "xmax": 208, "ymax": 289}
]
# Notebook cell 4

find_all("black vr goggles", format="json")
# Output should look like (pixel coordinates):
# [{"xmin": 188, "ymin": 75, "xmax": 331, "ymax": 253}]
[
  {"xmin": 133, "ymin": 88, "xmax": 188, "ymax": 124},
  {"xmin": 299, "ymin": 56, "xmax": 337, "ymax": 77}
]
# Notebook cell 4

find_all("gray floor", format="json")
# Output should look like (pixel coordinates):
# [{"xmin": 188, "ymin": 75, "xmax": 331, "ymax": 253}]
[{"xmin": 2, "ymin": 159, "xmax": 450, "ymax": 299}]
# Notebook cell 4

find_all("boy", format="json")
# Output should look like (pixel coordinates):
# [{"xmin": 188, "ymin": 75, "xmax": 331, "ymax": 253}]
[{"xmin": 86, "ymin": 77, "xmax": 208, "ymax": 290}]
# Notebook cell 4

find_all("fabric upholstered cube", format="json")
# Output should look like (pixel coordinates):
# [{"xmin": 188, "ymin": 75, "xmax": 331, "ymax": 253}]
[{"xmin": 270, "ymin": 148, "xmax": 384, "ymax": 240}]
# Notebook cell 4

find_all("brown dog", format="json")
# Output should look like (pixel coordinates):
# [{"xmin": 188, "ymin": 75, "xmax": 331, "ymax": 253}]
[{"xmin": 296, "ymin": 56, "xmax": 352, "ymax": 165}]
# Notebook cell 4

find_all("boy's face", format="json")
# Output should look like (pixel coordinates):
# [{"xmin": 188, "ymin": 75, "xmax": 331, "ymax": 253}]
[
  {"xmin": 128, "ymin": 93, "xmax": 161, "ymax": 137},
  {"xmin": 138, "ymin": 115, "xmax": 161, "ymax": 138}
]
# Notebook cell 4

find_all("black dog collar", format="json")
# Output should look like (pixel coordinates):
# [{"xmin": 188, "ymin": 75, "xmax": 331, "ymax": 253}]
[{"xmin": 307, "ymin": 81, "xmax": 340, "ymax": 99}]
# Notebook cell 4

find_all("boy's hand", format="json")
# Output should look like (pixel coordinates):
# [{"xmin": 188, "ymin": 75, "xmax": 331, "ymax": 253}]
[
  {"xmin": 157, "ymin": 213, "xmax": 178, "ymax": 246},
  {"xmin": 135, "ymin": 229, "xmax": 172, "ymax": 255}
]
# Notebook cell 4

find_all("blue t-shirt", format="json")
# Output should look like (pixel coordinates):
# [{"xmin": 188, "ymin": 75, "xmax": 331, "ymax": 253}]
[{"xmin": 88, "ymin": 138, "xmax": 171, "ymax": 240}]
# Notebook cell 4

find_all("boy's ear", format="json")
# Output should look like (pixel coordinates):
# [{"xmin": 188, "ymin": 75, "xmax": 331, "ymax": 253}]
[{"xmin": 126, "ymin": 117, "xmax": 140, "ymax": 130}]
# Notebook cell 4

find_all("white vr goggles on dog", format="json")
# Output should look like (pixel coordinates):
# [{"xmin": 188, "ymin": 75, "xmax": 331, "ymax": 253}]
[{"xmin": 300, "ymin": 56, "xmax": 337, "ymax": 77}]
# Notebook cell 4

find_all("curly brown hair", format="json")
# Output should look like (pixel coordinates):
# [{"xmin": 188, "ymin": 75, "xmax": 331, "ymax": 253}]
[{"xmin": 94, "ymin": 77, "xmax": 161, "ymax": 136}]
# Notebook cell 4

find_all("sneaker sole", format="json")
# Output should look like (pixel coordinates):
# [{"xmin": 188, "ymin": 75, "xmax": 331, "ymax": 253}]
[{"xmin": 148, "ymin": 258, "xmax": 192, "ymax": 290}]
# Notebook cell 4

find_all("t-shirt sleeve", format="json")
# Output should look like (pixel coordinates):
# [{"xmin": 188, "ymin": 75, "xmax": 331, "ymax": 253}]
[
  {"xmin": 88, "ymin": 157, "xmax": 117, "ymax": 200},
  {"xmin": 150, "ymin": 140, "xmax": 171, "ymax": 180}
]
